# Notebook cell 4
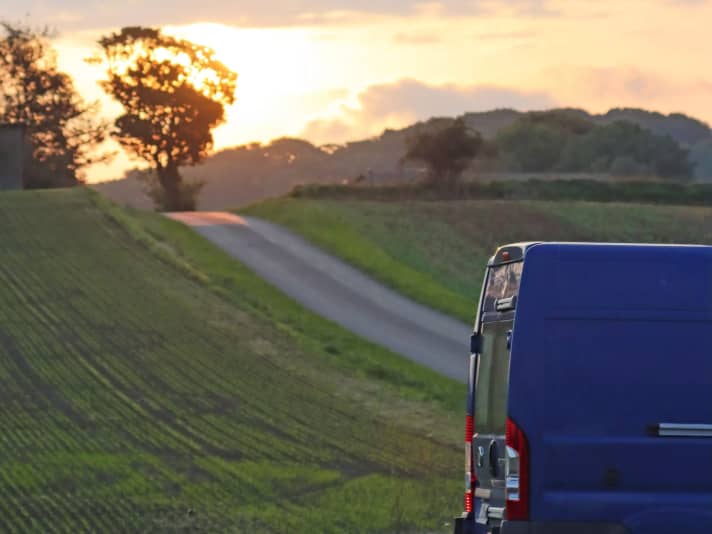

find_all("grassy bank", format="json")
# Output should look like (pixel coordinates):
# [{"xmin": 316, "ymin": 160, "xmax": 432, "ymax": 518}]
[
  {"xmin": 0, "ymin": 188, "xmax": 461, "ymax": 532},
  {"xmin": 243, "ymin": 197, "xmax": 712, "ymax": 322}
]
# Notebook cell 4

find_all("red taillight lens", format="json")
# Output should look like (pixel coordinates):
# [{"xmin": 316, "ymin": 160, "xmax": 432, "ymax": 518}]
[
  {"xmin": 505, "ymin": 417, "xmax": 529, "ymax": 520},
  {"xmin": 464, "ymin": 414, "xmax": 476, "ymax": 513},
  {"xmin": 464, "ymin": 490, "xmax": 473, "ymax": 513}
]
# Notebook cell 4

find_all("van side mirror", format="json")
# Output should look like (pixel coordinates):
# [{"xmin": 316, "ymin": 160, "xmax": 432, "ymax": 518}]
[{"xmin": 470, "ymin": 333, "xmax": 481, "ymax": 354}]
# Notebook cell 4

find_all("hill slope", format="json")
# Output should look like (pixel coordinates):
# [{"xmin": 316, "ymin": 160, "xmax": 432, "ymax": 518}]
[
  {"xmin": 0, "ymin": 189, "xmax": 460, "ymax": 532},
  {"xmin": 94, "ymin": 107, "xmax": 712, "ymax": 211},
  {"xmin": 243, "ymin": 198, "xmax": 712, "ymax": 322}
]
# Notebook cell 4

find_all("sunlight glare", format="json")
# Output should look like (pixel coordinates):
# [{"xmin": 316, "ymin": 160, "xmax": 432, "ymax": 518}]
[{"xmin": 162, "ymin": 23, "xmax": 331, "ymax": 149}]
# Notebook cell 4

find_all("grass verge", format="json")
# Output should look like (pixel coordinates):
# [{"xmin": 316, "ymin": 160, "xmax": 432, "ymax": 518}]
[{"xmin": 243, "ymin": 197, "xmax": 712, "ymax": 322}]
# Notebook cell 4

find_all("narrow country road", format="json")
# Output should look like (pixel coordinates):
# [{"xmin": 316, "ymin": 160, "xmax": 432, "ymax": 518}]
[{"xmin": 167, "ymin": 212, "xmax": 472, "ymax": 381}]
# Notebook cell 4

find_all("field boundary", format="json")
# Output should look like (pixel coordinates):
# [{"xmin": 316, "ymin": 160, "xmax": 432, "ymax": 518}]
[{"xmin": 290, "ymin": 178, "xmax": 712, "ymax": 205}]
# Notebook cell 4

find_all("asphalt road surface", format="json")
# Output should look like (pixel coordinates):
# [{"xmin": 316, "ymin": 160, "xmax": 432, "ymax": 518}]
[{"xmin": 168, "ymin": 212, "xmax": 472, "ymax": 381}]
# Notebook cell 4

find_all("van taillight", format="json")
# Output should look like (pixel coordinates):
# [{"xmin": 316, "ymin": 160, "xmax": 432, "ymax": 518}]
[
  {"xmin": 505, "ymin": 417, "xmax": 529, "ymax": 520},
  {"xmin": 464, "ymin": 414, "xmax": 476, "ymax": 513}
]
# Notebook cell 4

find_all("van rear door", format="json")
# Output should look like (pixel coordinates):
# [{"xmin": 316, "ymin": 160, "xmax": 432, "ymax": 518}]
[
  {"xmin": 506, "ymin": 243, "xmax": 712, "ymax": 532},
  {"xmin": 473, "ymin": 319, "xmax": 512, "ymax": 525}
]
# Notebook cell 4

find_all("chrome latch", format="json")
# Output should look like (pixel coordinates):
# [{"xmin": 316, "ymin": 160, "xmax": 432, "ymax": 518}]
[{"xmin": 505, "ymin": 445, "xmax": 520, "ymax": 501}]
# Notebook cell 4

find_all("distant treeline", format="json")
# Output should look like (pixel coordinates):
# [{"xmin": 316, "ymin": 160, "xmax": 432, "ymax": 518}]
[
  {"xmin": 97, "ymin": 107, "xmax": 712, "ymax": 210},
  {"xmin": 492, "ymin": 111, "xmax": 693, "ymax": 179}
]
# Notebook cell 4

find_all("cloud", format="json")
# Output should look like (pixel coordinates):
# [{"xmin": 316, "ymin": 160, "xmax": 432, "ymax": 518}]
[
  {"xmin": 543, "ymin": 66, "xmax": 712, "ymax": 124},
  {"xmin": 301, "ymin": 78, "xmax": 556, "ymax": 143},
  {"xmin": 10, "ymin": 0, "xmax": 559, "ymax": 30},
  {"xmin": 552, "ymin": 66, "xmax": 698, "ymax": 100},
  {"xmin": 298, "ymin": 69, "xmax": 712, "ymax": 147},
  {"xmin": 582, "ymin": 67, "xmax": 671, "ymax": 99},
  {"xmin": 471, "ymin": 30, "xmax": 536, "ymax": 40},
  {"xmin": 393, "ymin": 32, "xmax": 442, "ymax": 45}
]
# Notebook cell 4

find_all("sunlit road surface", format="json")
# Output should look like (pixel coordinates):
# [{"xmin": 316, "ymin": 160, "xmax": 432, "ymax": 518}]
[{"xmin": 167, "ymin": 212, "xmax": 471, "ymax": 381}]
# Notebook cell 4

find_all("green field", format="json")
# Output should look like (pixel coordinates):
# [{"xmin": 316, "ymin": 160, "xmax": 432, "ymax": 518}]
[
  {"xmin": 0, "ymin": 189, "xmax": 461, "ymax": 532},
  {"xmin": 244, "ymin": 198, "xmax": 712, "ymax": 321}
]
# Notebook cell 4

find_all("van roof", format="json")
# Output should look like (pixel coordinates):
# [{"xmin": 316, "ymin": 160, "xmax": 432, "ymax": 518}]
[
  {"xmin": 516, "ymin": 242, "xmax": 712, "ymax": 317},
  {"xmin": 491, "ymin": 241, "xmax": 712, "ymax": 265},
  {"xmin": 501, "ymin": 241, "xmax": 712, "ymax": 251}
]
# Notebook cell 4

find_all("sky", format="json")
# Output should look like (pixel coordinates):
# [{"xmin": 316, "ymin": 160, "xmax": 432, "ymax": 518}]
[{"xmin": 3, "ymin": 0, "xmax": 712, "ymax": 181}]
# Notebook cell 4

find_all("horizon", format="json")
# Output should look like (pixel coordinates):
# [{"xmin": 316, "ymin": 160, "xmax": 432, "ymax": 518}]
[{"xmin": 6, "ymin": 0, "xmax": 712, "ymax": 182}]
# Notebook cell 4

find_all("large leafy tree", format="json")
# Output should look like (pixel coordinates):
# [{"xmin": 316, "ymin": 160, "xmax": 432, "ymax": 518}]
[
  {"xmin": 93, "ymin": 27, "xmax": 237, "ymax": 210},
  {"xmin": 0, "ymin": 22, "xmax": 110, "ymax": 188},
  {"xmin": 404, "ymin": 119, "xmax": 484, "ymax": 187}
]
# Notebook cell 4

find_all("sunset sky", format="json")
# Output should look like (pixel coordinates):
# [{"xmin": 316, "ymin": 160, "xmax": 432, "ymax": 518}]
[{"xmin": 5, "ymin": 0, "xmax": 712, "ymax": 181}]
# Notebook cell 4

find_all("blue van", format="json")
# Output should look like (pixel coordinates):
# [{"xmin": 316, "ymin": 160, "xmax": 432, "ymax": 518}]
[{"xmin": 454, "ymin": 243, "xmax": 712, "ymax": 534}]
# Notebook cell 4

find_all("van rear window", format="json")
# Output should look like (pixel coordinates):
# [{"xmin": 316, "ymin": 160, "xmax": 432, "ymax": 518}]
[
  {"xmin": 475, "ymin": 321, "xmax": 512, "ymax": 435},
  {"xmin": 483, "ymin": 262, "xmax": 523, "ymax": 312}
]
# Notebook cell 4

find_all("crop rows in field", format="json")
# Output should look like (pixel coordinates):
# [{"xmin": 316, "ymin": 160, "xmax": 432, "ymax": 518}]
[{"xmin": 0, "ymin": 190, "xmax": 459, "ymax": 532}]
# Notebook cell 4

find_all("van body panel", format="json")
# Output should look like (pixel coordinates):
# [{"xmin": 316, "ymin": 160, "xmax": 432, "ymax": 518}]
[
  {"xmin": 623, "ymin": 508, "xmax": 712, "ymax": 534},
  {"xmin": 501, "ymin": 521, "xmax": 630, "ymax": 534},
  {"xmin": 509, "ymin": 243, "xmax": 712, "ymax": 527}
]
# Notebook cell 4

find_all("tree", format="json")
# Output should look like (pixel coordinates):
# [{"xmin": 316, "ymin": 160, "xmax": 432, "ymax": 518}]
[
  {"xmin": 494, "ymin": 111, "xmax": 596, "ymax": 172},
  {"xmin": 0, "ymin": 22, "xmax": 110, "ymax": 188},
  {"xmin": 403, "ymin": 119, "xmax": 484, "ymax": 187},
  {"xmin": 92, "ymin": 27, "xmax": 237, "ymax": 211},
  {"xmin": 496, "ymin": 122, "xmax": 567, "ymax": 172},
  {"xmin": 690, "ymin": 139, "xmax": 712, "ymax": 180},
  {"xmin": 558, "ymin": 121, "xmax": 693, "ymax": 179},
  {"xmin": 520, "ymin": 109, "xmax": 595, "ymax": 135}
]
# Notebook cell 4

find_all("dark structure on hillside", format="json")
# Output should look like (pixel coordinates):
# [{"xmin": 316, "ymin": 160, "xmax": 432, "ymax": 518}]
[{"xmin": 0, "ymin": 124, "xmax": 26, "ymax": 190}]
